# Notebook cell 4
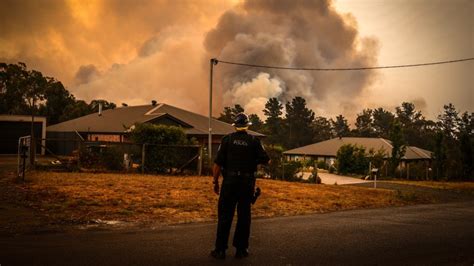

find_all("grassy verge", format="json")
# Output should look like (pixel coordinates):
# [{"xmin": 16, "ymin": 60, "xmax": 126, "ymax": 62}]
[
  {"xmin": 385, "ymin": 180, "xmax": 474, "ymax": 194},
  {"xmin": 0, "ymin": 171, "xmax": 448, "ymax": 231}
]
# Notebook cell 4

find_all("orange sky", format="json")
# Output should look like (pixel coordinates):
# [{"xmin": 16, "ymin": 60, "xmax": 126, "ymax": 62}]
[{"xmin": 0, "ymin": 0, "xmax": 472, "ymax": 121}]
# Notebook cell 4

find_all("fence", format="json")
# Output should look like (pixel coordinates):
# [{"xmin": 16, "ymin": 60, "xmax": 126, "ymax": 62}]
[
  {"xmin": 17, "ymin": 136, "xmax": 31, "ymax": 181},
  {"xmin": 32, "ymin": 138, "xmax": 204, "ymax": 175}
]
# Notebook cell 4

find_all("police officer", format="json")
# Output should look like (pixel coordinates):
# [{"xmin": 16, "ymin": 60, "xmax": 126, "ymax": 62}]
[{"xmin": 210, "ymin": 113, "xmax": 270, "ymax": 259}]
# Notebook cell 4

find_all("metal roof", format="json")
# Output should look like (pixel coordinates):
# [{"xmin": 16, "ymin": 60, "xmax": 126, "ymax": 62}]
[
  {"xmin": 47, "ymin": 103, "xmax": 264, "ymax": 137},
  {"xmin": 283, "ymin": 137, "xmax": 432, "ymax": 160}
]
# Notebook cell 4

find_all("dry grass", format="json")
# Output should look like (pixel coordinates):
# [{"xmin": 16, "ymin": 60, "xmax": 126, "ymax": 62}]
[
  {"xmin": 386, "ymin": 180, "xmax": 474, "ymax": 193},
  {"xmin": 10, "ymin": 171, "xmax": 437, "ymax": 226}
]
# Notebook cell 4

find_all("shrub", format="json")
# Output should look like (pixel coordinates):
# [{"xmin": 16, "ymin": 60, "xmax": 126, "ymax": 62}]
[
  {"xmin": 128, "ymin": 123, "xmax": 196, "ymax": 173},
  {"xmin": 129, "ymin": 123, "xmax": 188, "ymax": 145},
  {"xmin": 263, "ymin": 145, "xmax": 284, "ymax": 179},
  {"xmin": 281, "ymin": 160, "xmax": 303, "ymax": 181},
  {"xmin": 101, "ymin": 146, "xmax": 124, "ymax": 171},
  {"xmin": 336, "ymin": 144, "xmax": 369, "ymax": 175},
  {"xmin": 307, "ymin": 167, "xmax": 322, "ymax": 184},
  {"xmin": 79, "ymin": 145, "xmax": 124, "ymax": 171},
  {"xmin": 317, "ymin": 160, "xmax": 329, "ymax": 170}
]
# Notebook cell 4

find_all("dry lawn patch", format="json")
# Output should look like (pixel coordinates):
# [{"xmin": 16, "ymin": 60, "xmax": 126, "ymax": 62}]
[
  {"xmin": 10, "ymin": 172, "xmax": 437, "ymax": 226},
  {"xmin": 386, "ymin": 180, "xmax": 474, "ymax": 193}
]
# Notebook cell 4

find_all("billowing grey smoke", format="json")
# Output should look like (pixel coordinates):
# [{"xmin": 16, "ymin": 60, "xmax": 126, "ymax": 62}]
[
  {"xmin": 74, "ymin": 64, "xmax": 100, "ymax": 85},
  {"xmin": 205, "ymin": 0, "xmax": 379, "ymax": 118}
]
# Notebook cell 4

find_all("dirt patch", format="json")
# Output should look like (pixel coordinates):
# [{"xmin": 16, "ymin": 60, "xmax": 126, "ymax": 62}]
[{"xmin": 1, "ymin": 170, "xmax": 465, "ymax": 235}]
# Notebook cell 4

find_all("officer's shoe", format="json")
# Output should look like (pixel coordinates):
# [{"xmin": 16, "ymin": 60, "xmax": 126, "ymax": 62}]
[
  {"xmin": 235, "ymin": 248, "xmax": 249, "ymax": 258},
  {"xmin": 210, "ymin": 249, "xmax": 226, "ymax": 260}
]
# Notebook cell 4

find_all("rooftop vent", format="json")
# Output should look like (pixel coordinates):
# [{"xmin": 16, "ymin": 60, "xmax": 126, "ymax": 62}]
[{"xmin": 98, "ymin": 102, "xmax": 103, "ymax": 116}]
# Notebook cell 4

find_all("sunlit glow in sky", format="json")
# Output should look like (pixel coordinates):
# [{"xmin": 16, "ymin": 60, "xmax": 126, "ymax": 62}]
[{"xmin": 0, "ymin": 0, "xmax": 472, "ymax": 120}]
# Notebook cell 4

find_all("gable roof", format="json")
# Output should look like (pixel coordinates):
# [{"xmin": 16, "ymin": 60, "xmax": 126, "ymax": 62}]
[
  {"xmin": 47, "ymin": 103, "xmax": 264, "ymax": 137},
  {"xmin": 283, "ymin": 137, "xmax": 432, "ymax": 160}
]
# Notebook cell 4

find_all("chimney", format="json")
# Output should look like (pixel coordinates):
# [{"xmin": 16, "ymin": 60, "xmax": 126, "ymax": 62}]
[
  {"xmin": 151, "ymin": 100, "xmax": 157, "ymax": 106},
  {"xmin": 98, "ymin": 102, "xmax": 103, "ymax": 116}
]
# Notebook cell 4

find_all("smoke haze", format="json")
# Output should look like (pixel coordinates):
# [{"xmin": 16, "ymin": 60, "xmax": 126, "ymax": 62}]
[{"xmin": 0, "ymin": 0, "xmax": 380, "ymax": 119}]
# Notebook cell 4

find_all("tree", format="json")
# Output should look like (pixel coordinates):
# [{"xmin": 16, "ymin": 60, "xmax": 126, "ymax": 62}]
[
  {"xmin": 284, "ymin": 96, "xmax": 315, "ymax": 148},
  {"xmin": 389, "ymin": 120, "xmax": 406, "ymax": 176},
  {"xmin": 312, "ymin": 116, "xmax": 333, "ymax": 143},
  {"xmin": 396, "ymin": 102, "xmax": 423, "ymax": 127},
  {"xmin": 354, "ymin": 109, "xmax": 375, "ymax": 137},
  {"xmin": 436, "ymin": 104, "xmax": 464, "ymax": 179},
  {"xmin": 59, "ymin": 100, "xmax": 91, "ymax": 122},
  {"xmin": 129, "ymin": 123, "xmax": 192, "ymax": 173},
  {"xmin": 38, "ymin": 80, "xmax": 75, "ymax": 125},
  {"xmin": 336, "ymin": 144, "xmax": 369, "ymax": 175},
  {"xmin": 395, "ymin": 102, "xmax": 427, "ymax": 147},
  {"xmin": 331, "ymin": 115, "xmax": 350, "ymax": 138},
  {"xmin": 262, "ymin": 97, "xmax": 283, "ymax": 145},
  {"xmin": 248, "ymin": 114, "xmax": 263, "ymax": 132},
  {"xmin": 437, "ymin": 103, "xmax": 460, "ymax": 140},
  {"xmin": 218, "ymin": 104, "xmax": 245, "ymax": 124},
  {"xmin": 0, "ymin": 62, "xmax": 30, "ymax": 114},
  {"xmin": 89, "ymin": 99, "xmax": 116, "ymax": 113},
  {"xmin": 24, "ymin": 69, "xmax": 48, "ymax": 165},
  {"xmin": 372, "ymin": 108, "xmax": 395, "ymax": 138},
  {"xmin": 459, "ymin": 131, "xmax": 473, "ymax": 180},
  {"xmin": 433, "ymin": 131, "xmax": 446, "ymax": 180}
]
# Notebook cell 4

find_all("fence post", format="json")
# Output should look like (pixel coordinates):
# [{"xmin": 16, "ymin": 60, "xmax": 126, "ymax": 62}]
[
  {"xmin": 77, "ymin": 141, "xmax": 82, "ymax": 169},
  {"xmin": 141, "ymin": 144, "xmax": 146, "ymax": 174},
  {"xmin": 197, "ymin": 145, "xmax": 203, "ymax": 176},
  {"xmin": 407, "ymin": 162, "xmax": 410, "ymax": 179}
]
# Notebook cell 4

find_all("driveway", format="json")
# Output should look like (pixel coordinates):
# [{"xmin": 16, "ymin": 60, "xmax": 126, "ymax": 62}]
[
  {"xmin": 1, "ymin": 201, "xmax": 473, "ymax": 265},
  {"xmin": 319, "ymin": 172, "xmax": 370, "ymax": 185}
]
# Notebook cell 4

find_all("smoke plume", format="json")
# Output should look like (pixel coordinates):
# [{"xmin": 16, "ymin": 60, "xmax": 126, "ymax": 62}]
[
  {"xmin": 205, "ymin": 0, "xmax": 379, "ymax": 118},
  {"xmin": 0, "ymin": 0, "xmax": 378, "ymax": 119}
]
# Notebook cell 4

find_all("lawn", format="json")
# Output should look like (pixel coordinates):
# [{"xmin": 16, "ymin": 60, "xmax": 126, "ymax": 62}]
[
  {"xmin": 0, "ymin": 171, "xmax": 441, "ymax": 229},
  {"xmin": 386, "ymin": 180, "xmax": 474, "ymax": 194}
]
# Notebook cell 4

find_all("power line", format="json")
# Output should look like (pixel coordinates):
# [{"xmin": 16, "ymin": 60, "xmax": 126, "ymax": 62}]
[{"xmin": 215, "ymin": 57, "xmax": 474, "ymax": 71}]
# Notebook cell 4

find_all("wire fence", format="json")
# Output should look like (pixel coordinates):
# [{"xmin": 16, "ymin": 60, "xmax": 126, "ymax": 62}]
[{"xmin": 30, "ymin": 138, "xmax": 204, "ymax": 175}]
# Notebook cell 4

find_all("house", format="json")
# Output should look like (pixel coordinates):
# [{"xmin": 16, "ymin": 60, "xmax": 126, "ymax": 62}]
[
  {"xmin": 46, "ymin": 102, "xmax": 264, "ymax": 156},
  {"xmin": 283, "ymin": 137, "xmax": 432, "ymax": 166},
  {"xmin": 0, "ymin": 115, "xmax": 46, "ymax": 155}
]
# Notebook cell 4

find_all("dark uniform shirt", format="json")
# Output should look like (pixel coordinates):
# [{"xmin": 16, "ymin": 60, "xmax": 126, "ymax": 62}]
[{"xmin": 214, "ymin": 131, "xmax": 269, "ymax": 176}]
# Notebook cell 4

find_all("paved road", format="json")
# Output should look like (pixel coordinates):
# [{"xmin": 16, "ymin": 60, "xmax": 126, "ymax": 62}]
[{"xmin": 1, "ymin": 202, "xmax": 473, "ymax": 265}]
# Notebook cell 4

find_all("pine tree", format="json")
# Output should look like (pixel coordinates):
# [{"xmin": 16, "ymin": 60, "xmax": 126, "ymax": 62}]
[
  {"xmin": 354, "ymin": 109, "xmax": 375, "ymax": 137},
  {"xmin": 263, "ymin": 97, "xmax": 283, "ymax": 145},
  {"xmin": 389, "ymin": 120, "xmax": 406, "ymax": 176},
  {"xmin": 331, "ymin": 115, "xmax": 350, "ymax": 138},
  {"xmin": 284, "ymin": 97, "xmax": 315, "ymax": 148}
]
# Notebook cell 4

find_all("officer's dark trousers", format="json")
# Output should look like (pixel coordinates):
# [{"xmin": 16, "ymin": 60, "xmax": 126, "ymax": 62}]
[{"xmin": 215, "ymin": 180, "xmax": 254, "ymax": 251}]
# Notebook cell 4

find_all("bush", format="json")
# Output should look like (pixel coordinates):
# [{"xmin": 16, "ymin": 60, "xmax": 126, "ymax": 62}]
[
  {"xmin": 281, "ymin": 160, "xmax": 303, "ymax": 181},
  {"xmin": 336, "ymin": 144, "xmax": 369, "ymax": 175},
  {"xmin": 101, "ymin": 146, "xmax": 124, "ymax": 170},
  {"xmin": 317, "ymin": 160, "xmax": 329, "ymax": 170},
  {"xmin": 128, "ymin": 123, "xmax": 197, "ymax": 173},
  {"xmin": 307, "ymin": 167, "xmax": 322, "ymax": 184},
  {"xmin": 79, "ymin": 145, "xmax": 124, "ymax": 171},
  {"xmin": 129, "ymin": 123, "xmax": 188, "ymax": 145},
  {"xmin": 263, "ymin": 145, "xmax": 284, "ymax": 179}
]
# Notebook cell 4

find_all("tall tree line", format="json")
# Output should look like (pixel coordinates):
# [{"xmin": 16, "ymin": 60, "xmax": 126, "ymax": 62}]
[
  {"xmin": 0, "ymin": 62, "xmax": 116, "ymax": 125},
  {"xmin": 218, "ymin": 98, "xmax": 473, "ymax": 180}
]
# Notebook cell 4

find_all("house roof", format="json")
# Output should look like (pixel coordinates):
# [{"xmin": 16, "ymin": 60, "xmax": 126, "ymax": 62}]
[
  {"xmin": 47, "ymin": 103, "xmax": 264, "ymax": 137},
  {"xmin": 283, "ymin": 137, "xmax": 432, "ymax": 160}
]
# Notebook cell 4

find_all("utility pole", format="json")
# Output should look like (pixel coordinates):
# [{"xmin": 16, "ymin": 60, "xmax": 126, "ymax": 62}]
[{"xmin": 208, "ymin": 58, "xmax": 218, "ymax": 174}]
